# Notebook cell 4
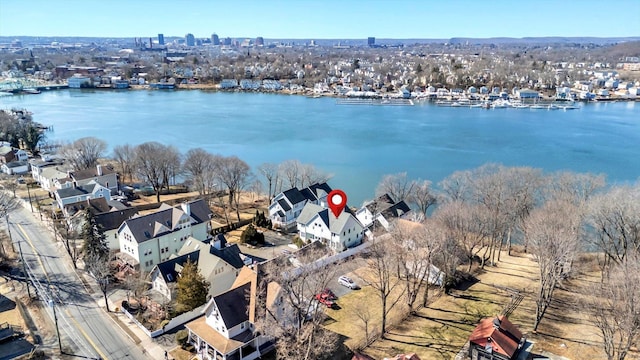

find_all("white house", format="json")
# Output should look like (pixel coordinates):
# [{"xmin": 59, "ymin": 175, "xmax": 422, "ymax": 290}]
[
  {"xmin": 356, "ymin": 193, "xmax": 412, "ymax": 232},
  {"xmin": 117, "ymin": 199, "xmax": 212, "ymax": 272},
  {"xmin": 55, "ymin": 164, "xmax": 118, "ymax": 195},
  {"xmin": 515, "ymin": 88, "xmax": 540, "ymax": 100},
  {"xmin": 296, "ymin": 203, "xmax": 364, "ymax": 252},
  {"xmin": 14, "ymin": 149, "xmax": 28, "ymax": 162},
  {"xmin": 185, "ymin": 269, "xmax": 273, "ymax": 360},
  {"xmin": 54, "ymin": 181, "xmax": 111, "ymax": 209},
  {"xmin": 1, "ymin": 161, "xmax": 29, "ymax": 175},
  {"xmin": 268, "ymin": 183, "xmax": 332, "ymax": 232},
  {"xmin": 148, "ymin": 251, "xmax": 200, "ymax": 300},
  {"xmin": 30, "ymin": 160, "xmax": 71, "ymax": 192}
]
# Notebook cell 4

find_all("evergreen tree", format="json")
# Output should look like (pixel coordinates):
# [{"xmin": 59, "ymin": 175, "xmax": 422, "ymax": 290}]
[
  {"xmin": 175, "ymin": 259, "xmax": 209, "ymax": 313},
  {"xmin": 81, "ymin": 210, "xmax": 108, "ymax": 261}
]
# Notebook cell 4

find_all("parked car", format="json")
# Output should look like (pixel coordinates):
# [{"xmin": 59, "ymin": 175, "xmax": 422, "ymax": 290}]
[
  {"xmin": 338, "ymin": 276, "xmax": 359, "ymax": 289},
  {"xmin": 314, "ymin": 290, "xmax": 336, "ymax": 308}
]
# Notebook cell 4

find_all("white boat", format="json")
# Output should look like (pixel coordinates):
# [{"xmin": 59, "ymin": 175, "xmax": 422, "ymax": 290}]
[
  {"xmin": 530, "ymin": 104, "xmax": 547, "ymax": 110},
  {"xmin": 547, "ymin": 104, "xmax": 560, "ymax": 110},
  {"xmin": 559, "ymin": 103, "xmax": 580, "ymax": 110},
  {"xmin": 512, "ymin": 103, "xmax": 529, "ymax": 109}
]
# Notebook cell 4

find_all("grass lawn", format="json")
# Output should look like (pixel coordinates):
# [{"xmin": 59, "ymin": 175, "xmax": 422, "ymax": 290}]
[{"xmin": 324, "ymin": 250, "xmax": 631, "ymax": 360}]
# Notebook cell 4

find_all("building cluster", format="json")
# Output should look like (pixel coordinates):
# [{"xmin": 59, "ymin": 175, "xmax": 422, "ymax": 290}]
[{"xmin": 2, "ymin": 36, "xmax": 639, "ymax": 100}]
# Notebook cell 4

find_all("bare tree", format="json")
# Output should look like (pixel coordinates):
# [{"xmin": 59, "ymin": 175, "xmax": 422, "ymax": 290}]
[
  {"xmin": 59, "ymin": 137, "xmax": 107, "ymax": 170},
  {"xmin": 434, "ymin": 201, "xmax": 488, "ymax": 272},
  {"xmin": 159, "ymin": 145, "xmax": 181, "ymax": 189},
  {"xmin": 409, "ymin": 179, "xmax": 437, "ymax": 216},
  {"xmin": 585, "ymin": 184, "xmax": 640, "ymax": 274},
  {"xmin": 586, "ymin": 257, "xmax": 640, "ymax": 360},
  {"xmin": 133, "ymin": 142, "xmax": 175, "ymax": 203},
  {"xmin": 524, "ymin": 200, "xmax": 581, "ymax": 332},
  {"xmin": 364, "ymin": 238, "xmax": 404, "ymax": 336},
  {"xmin": 112, "ymin": 144, "xmax": 135, "ymax": 183},
  {"xmin": 279, "ymin": 159, "xmax": 301, "ymax": 189},
  {"xmin": 376, "ymin": 172, "xmax": 415, "ymax": 202},
  {"xmin": 183, "ymin": 148, "xmax": 220, "ymax": 196},
  {"xmin": 393, "ymin": 219, "xmax": 442, "ymax": 313},
  {"xmin": 258, "ymin": 162, "xmax": 278, "ymax": 201},
  {"xmin": 544, "ymin": 171, "xmax": 606, "ymax": 205},
  {"xmin": 87, "ymin": 252, "xmax": 114, "ymax": 312},
  {"xmin": 299, "ymin": 163, "xmax": 331, "ymax": 188},
  {"xmin": 258, "ymin": 247, "xmax": 340, "ymax": 360},
  {"xmin": 218, "ymin": 156, "xmax": 251, "ymax": 221},
  {"xmin": 354, "ymin": 306, "xmax": 374, "ymax": 346}
]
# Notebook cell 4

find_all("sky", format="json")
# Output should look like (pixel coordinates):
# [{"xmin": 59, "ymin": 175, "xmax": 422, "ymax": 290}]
[{"xmin": 1, "ymin": 0, "xmax": 639, "ymax": 39}]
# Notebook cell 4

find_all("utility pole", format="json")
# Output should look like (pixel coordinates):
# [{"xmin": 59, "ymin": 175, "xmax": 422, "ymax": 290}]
[
  {"xmin": 48, "ymin": 298, "xmax": 62, "ymax": 352},
  {"xmin": 17, "ymin": 240, "xmax": 31, "ymax": 299},
  {"xmin": 25, "ymin": 183, "xmax": 34, "ymax": 213}
]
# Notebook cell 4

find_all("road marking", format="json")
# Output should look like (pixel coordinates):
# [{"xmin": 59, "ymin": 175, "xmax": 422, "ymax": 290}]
[
  {"xmin": 65, "ymin": 308, "xmax": 110, "ymax": 360},
  {"xmin": 17, "ymin": 223, "xmax": 50, "ymax": 284},
  {"xmin": 17, "ymin": 223, "xmax": 108, "ymax": 360}
]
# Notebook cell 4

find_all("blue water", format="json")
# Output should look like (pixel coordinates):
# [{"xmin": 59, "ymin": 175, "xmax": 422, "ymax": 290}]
[{"xmin": 2, "ymin": 90, "xmax": 639, "ymax": 206}]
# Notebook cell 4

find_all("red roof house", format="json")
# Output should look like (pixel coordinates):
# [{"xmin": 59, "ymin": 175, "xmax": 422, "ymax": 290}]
[{"xmin": 468, "ymin": 315, "xmax": 525, "ymax": 360}]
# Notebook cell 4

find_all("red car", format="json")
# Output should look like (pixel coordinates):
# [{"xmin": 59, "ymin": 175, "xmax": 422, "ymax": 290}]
[{"xmin": 314, "ymin": 289, "xmax": 337, "ymax": 308}]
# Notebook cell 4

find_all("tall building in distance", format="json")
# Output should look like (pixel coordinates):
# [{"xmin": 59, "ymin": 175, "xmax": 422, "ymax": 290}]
[
  {"xmin": 185, "ymin": 33, "xmax": 195, "ymax": 46},
  {"xmin": 223, "ymin": 37, "xmax": 232, "ymax": 46},
  {"xmin": 212, "ymin": 33, "xmax": 220, "ymax": 45},
  {"xmin": 255, "ymin": 36, "xmax": 264, "ymax": 46},
  {"xmin": 158, "ymin": 33, "xmax": 165, "ymax": 45},
  {"xmin": 368, "ymin": 37, "xmax": 375, "ymax": 47}
]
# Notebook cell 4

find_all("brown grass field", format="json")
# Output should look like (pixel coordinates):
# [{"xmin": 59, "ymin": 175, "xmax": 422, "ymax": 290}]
[{"xmin": 324, "ymin": 250, "xmax": 637, "ymax": 360}]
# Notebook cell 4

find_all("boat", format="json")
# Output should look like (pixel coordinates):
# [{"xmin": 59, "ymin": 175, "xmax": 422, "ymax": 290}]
[
  {"xmin": 22, "ymin": 88, "xmax": 41, "ymax": 94},
  {"xmin": 530, "ymin": 104, "xmax": 547, "ymax": 110},
  {"xmin": 547, "ymin": 104, "xmax": 560, "ymax": 110},
  {"xmin": 559, "ymin": 103, "xmax": 580, "ymax": 110}
]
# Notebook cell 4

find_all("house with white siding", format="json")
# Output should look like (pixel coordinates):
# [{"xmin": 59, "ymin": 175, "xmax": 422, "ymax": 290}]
[
  {"xmin": 117, "ymin": 199, "xmax": 212, "ymax": 272},
  {"xmin": 268, "ymin": 183, "xmax": 331, "ymax": 232},
  {"xmin": 54, "ymin": 181, "xmax": 111, "ymax": 209},
  {"xmin": 185, "ymin": 267, "xmax": 274, "ymax": 360},
  {"xmin": 356, "ymin": 193, "xmax": 412, "ymax": 233},
  {"xmin": 296, "ymin": 203, "xmax": 364, "ymax": 252}
]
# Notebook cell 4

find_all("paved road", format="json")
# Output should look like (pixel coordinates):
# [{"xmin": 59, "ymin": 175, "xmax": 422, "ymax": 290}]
[{"xmin": 7, "ymin": 205, "xmax": 148, "ymax": 360}]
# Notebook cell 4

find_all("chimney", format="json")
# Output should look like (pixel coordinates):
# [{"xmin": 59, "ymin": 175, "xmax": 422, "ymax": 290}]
[
  {"xmin": 97, "ymin": 164, "xmax": 103, "ymax": 176},
  {"xmin": 181, "ymin": 202, "xmax": 191, "ymax": 216}
]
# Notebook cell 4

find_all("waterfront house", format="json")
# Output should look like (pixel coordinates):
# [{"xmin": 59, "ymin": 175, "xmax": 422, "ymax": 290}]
[
  {"xmin": 14, "ymin": 149, "xmax": 28, "ymax": 162},
  {"xmin": 0, "ymin": 146, "xmax": 15, "ymax": 164},
  {"xmin": 30, "ymin": 160, "xmax": 71, "ymax": 192},
  {"xmin": 67, "ymin": 74, "xmax": 92, "ymax": 88},
  {"xmin": 515, "ymin": 88, "xmax": 540, "ymax": 100},
  {"xmin": 356, "ymin": 193, "xmax": 411, "ymax": 233},
  {"xmin": 117, "ymin": 199, "xmax": 212, "ymax": 272},
  {"xmin": 55, "ymin": 164, "xmax": 118, "ymax": 195},
  {"xmin": 175, "ymin": 236, "xmax": 252, "ymax": 298},
  {"xmin": 468, "ymin": 316, "xmax": 525, "ymax": 360},
  {"xmin": 54, "ymin": 181, "xmax": 111, "ymax": 210},
  {"xmin": 1, "ymin": 161, "xmax": 29, "ymax": 175},
  {"xmin": 185, "ymin": 267, "xmax": 274, "ymax": 360},
  {"xmin": 296, "ymin": 203, "xmax": 364, "ymax": 252},
  {"xmin": 268, "ymin": 182, "xmax": 332, "ymax": 232}
]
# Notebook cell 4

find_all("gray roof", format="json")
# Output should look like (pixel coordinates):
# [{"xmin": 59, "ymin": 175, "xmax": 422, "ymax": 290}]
[
  {"xmin": 297, "ymin": 202, "xmax": 360, "ymax": 234},
  {"xmin": 122, "ymin": 198, "xmax": 211, "ymax": 243},
  {"xmin": 56, "ymin": 183, "xmax": 99, "ymax": 199},
  {"xmin": 4, "ymin": 161, "xmax": 28, "ymax": 168},
  {"xmin": 307, "ymin": 182, "xmax": 332, "ymax": 199},
  {"xmin": 154, "ymin": 251, "xmax": 200, "ymax": 283},
  {"xmin": 214, "ymin": 282, "xmax": 251, "ymax": 328},
  {"xmin": 277, "ymin": 198, "xmax": 291, "ymax": 212},
  {"xmin": 282, "ymin": 187, "xmax": 306, "ymax": 205},
  {"xmin": 365, "ymin": 193, "xmax": 396, "ymax": 213},
  {"xmin": 380, "ymin": 200, "xmax": 411, "ymax": 219},
  {"xmin": 94, "ymin": 207, "xmax": 138, "ymax": 232}
]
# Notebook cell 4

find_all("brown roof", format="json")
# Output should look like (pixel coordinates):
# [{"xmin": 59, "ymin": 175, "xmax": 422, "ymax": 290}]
[
  {"xmin": 469, "ymin": 316, "xmax": 523, "ymax": 358},
  {"xmin": 185, "ymin": 316, "xmax": 246, "ymax": 354}
]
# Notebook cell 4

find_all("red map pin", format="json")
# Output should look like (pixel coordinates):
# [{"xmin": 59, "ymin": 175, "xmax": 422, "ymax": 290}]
[{"xmin": 328, "ymin": 189, "xmax": 347, "ymax": 218}]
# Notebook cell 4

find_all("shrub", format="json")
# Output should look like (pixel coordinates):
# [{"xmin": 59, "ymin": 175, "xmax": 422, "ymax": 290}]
[
  {"xmin": 240, "ymin": 224, "xmax": 265, "ymax": 245},
  {"xmin": 293, "ymin": 236, "xmax": 305, "ymax": 249},
  {"xmin": 176, "ymin": 329, "xmax": 189, "ymax": 347}
]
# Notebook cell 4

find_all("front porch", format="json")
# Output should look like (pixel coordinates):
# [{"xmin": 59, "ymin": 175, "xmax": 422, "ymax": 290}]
[{"xmin": 186, "ymin": 317, "xmax": 272, "ymax": 360}]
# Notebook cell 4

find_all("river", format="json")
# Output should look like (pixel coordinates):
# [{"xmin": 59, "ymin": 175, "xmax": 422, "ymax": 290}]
[{"xmin": 1, "ymin": 90, "xmax": 639, "ymax": 206}]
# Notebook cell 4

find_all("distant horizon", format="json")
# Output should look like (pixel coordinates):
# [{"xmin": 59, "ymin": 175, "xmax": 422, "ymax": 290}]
[{"xmin": 1, "ymin": 0, "xmax": 639, "ymax": 39}]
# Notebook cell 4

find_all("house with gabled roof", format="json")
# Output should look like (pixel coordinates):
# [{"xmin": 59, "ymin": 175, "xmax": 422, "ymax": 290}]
[
  {"xmin": 356, "ymin": 193, "xmax": 412, "ymax": 232},
  {"xmin": 54, "ymin": 180, "xmax": 111, "ymax": 209},
  {"xmin": 468, "ymin": 316, "xmax": 525, "ymax": 360},
  {"xmin": 117, "ymin": 199, "xmax": 213, "ymax": 272},
  {"xmin": 185, "ymin": 266, "xmax": 274, "ymax": 360},
  {"xmin": 56, "ymin": 164, "xmax": 118, "ymax": 195},
  {"xmin": 64, "ymin": 197, "xmax": 138, "ymax": 250},
  {"xmin": 296, "ymin": 202, "xmax": 364, "ymax": 252},
  {"xmin": 173, "ymin": 236, "xmax": 253, "ymax": 298},
  {"xmin": 149, "ymin": 251, "xmax": 200, "ymax": 300},
  {"xmin": 268, "ymin": 182, "xmax": 332, "ymax": 232}
]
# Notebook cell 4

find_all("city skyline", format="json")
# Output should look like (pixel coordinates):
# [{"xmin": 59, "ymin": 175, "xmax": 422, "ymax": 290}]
[{"xmin": 1, "ymin": 0, "xmax": 639, "ymax": 40}]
